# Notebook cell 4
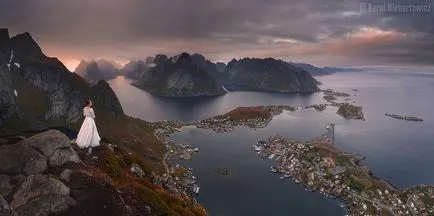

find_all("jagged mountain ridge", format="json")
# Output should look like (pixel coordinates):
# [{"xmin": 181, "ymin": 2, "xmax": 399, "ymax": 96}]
[
  {"xmin": 132, "ymin": 53, "xmax": 227, "ymax": 97},
  {"xmin": 187, "ymin": 54, "xmax": 319, "ymax": 93},
  {"xmin": 119, "ymin": 59, "xmax": 154, "ymax": 79},
  {"xmin": 0, "ymin": 29, "xmax": 123, "ymax": 132},
  {"xmin": 74, "ymin": 59, "xmax": 118, "ymax": 83},
  {"xmin": 190, "ymin": 53, "xmax": 227, "ymax": 82},
  {"xmin": 222, "ymin": 57, "xmax": 319, "ymax": 92},
  {"xmin": 0, "ymin": 29, "xmax": 209, "ymax": 216}
]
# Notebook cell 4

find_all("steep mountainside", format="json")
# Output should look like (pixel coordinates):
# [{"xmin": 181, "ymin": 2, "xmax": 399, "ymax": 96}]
[
  {"xmin": 223, "ymin": 58, "xmax": 319, "ymax": 93},
  {"xmin": 189, "ymin": 54, "xmax": 319, "ymax": 92},
  {"xmin": 0, "ymin": 130, "xmax": 207, "ymax": 216},
  {"xmin": 0, "ymin": 28, "xmax": 208, "ymax": 216},
  {"xmin": 132, "ymin": 53, "xmax": 227, "ymax": 97},
  {"xmin": 190, "ymin": 54, "xmax": 227, "ymax": 82},
  {"xmin": 120, "ymin": 60, "xmax": 153, "ymax": 79},
  {"xmin": 0, "ymin": 29, "xmax": 123, "ymax": 133},
  {"xmin": 74, "ymin": 59, "xmax": 117, "ymax": 83},
  {"xmin": 95, "ymin": 59, "xmax": 121, "ymax": 75},
  {"xmin": 0, "ymin": 29, "xmax": 16, "ymax": 126}
]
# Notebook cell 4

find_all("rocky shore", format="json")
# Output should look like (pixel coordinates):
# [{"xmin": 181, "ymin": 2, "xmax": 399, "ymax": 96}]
[{"xmin": 385, "ymin": 113, "xmax": 423, "ymax": 122}]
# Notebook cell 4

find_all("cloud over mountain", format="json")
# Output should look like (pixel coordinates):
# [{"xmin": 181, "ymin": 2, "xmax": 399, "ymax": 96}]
[{"xmin": 1, "ymin": 0, "xmax": 433, "ymax": 69}]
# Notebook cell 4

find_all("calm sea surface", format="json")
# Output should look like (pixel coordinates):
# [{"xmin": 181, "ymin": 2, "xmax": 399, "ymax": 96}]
[{"xmin": 108, "ymin": 70, "xmax": 434, "ymax": 216}]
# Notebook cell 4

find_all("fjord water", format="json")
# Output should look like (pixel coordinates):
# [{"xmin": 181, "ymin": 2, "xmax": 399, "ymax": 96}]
[{"xmin": 108, "ymin": 70, "xmax": 434, "ymax": 215}]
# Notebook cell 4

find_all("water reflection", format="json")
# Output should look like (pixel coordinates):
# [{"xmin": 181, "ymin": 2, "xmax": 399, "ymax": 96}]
[{"xmin": 108, "ymin": 76, "xmax": 321, "ymax": 121}]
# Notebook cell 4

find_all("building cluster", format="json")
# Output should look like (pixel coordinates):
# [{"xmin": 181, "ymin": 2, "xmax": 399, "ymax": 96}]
[
  {"xmin": 264, "ymin": 105, "xmax": 296, "ymax": 115},
  {"xmin": 254, "ymin": 128, "xmax": 434, "ymax": 216},
  {"xmin": 197, "ymin": 115, "xmax": 270, "ymax": 133},
  {"xmin": 158, "ymin": 117, "xmax": 434, "ymax": 216},
  {"xmin": 154, "ymin": 126, "xmax": 201, "ymax": 199},
  {"xmin": 197, "ymin": 117, "xmax": 235, "ymax": 133}
]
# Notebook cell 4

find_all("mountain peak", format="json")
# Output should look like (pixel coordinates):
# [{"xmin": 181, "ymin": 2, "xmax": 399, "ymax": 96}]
[
  {"xmin": 176, "ymin": 52, "xmax": 192, "ymax": 63},
  {"xmin": 154, "ymin": 54, "xmax": 168, "ymax": 64},
  {"xmin": 10, "ymin": 31, "xmax": 42, "ymax": 58},
  {"xmin": 133, "ymin": 52, "xmax": 227, "ymax": 97},
  {"xmin": 74, "ymin": 59, "xmax": 89, "ymax": 73},
  {"xmin": 191, "ymin": 53, "xmax": 205, "ymax": 61}
]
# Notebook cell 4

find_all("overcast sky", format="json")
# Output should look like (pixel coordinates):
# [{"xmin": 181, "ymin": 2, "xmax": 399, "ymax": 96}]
[{"xmin": 0, "ymin": 0, "xmax": 433, "ymax": 71}]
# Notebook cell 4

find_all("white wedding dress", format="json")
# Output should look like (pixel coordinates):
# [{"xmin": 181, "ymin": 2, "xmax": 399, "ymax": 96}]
[{"xmin": 76, "ymin": 107, "xmax": 101, "ymax": 148}]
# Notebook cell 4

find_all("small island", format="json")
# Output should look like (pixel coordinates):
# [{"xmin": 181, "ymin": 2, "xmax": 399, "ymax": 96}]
[
  {"xmin": 385, "ymin": 113, "xmax": 423, "ymax": 122},
  {"xmin": 337, "ymin": 103, "xmax": 365, "ymax": 120},
  {"xmin": 323, "ymin": 95, "xmax": 337, "ymax": 102},
  {"xmin": 322, "ymin": 89, "xmax": 351, "ymax": 104},
  {"xmin": 157, "ymin": 105, "xmax": 433, "ymax": 215},
  {"xmin": 215, "ymin": 168, "xmax": 232, "ymax": 176}
]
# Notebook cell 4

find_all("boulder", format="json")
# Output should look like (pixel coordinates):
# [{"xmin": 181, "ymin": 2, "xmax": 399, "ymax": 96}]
[
  {"xmin": 19, "ymin": 130, "xmax": 80, "ymax": 167},
  {"xmin": 48, "ymin": 148, "xmax": 80, "ymax": 167},
  {"xmin": 0, "ymin": 144, "xmax": 47, "ymax": 175},
  {"xmin": 11, "ymin": 175, "xmax": 70, "ymax": 209},
  {"xmin": 20, "ymin": 130, "xmax": 70, "ymax": 157}
]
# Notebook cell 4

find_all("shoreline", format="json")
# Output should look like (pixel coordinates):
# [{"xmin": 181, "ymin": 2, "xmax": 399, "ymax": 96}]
[
  {"xmin": 157, "ymin": 103, "xmax": 433, "ymax": 216},
  {"xmin": 255, "ymin": 132, "xmax": 434, "ymax": 215}
]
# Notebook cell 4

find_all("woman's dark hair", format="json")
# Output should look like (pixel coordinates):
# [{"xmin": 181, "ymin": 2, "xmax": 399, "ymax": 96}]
[{"xmin": 84, "ymin": 100, "xmax": 92, "ymax": 108}]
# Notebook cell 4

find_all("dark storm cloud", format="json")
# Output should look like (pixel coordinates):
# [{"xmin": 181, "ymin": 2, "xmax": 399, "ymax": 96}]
[{"xmin": 0, "ymin": 0, "xmax": 433, "ymax": 68}]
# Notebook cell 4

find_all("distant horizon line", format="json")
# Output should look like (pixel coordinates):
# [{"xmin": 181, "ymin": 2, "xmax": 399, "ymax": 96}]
[
  {"xmin": 68, "ymin": 55, "xmax": 434, "ymax": 72},
  {"xmin": 3, "ymin": 29, "xmax": 433, "ymax": 72}
]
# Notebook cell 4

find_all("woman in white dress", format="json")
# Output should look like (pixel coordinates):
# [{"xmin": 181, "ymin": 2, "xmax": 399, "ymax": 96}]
[{"xmin": 76, "ymin": 100, "xmax": 101, "ymax": 154}]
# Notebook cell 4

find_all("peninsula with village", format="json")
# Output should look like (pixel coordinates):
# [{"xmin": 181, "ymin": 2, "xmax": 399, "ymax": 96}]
[{"xmin": 155, "ymin": 103, "xmax": 434, "ymax": 216}]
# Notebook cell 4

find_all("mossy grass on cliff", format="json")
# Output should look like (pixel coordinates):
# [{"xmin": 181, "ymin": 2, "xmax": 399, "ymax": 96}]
[{"xmin": 71, "ymin": 143, "xmax": 208, "ymax": 216}]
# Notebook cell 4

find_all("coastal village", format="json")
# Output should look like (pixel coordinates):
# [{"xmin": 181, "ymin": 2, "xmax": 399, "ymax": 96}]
[
  {"xmin": 153, "ymin": 124, "xmax": 202, "ymax": 198},
  {"xmin": 154, "ymin": 89, "xmax": 430, "ymax": 216},
  {"xmin": 253, "ymin": 124, "xmax": 434, "ymax": 216}
]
